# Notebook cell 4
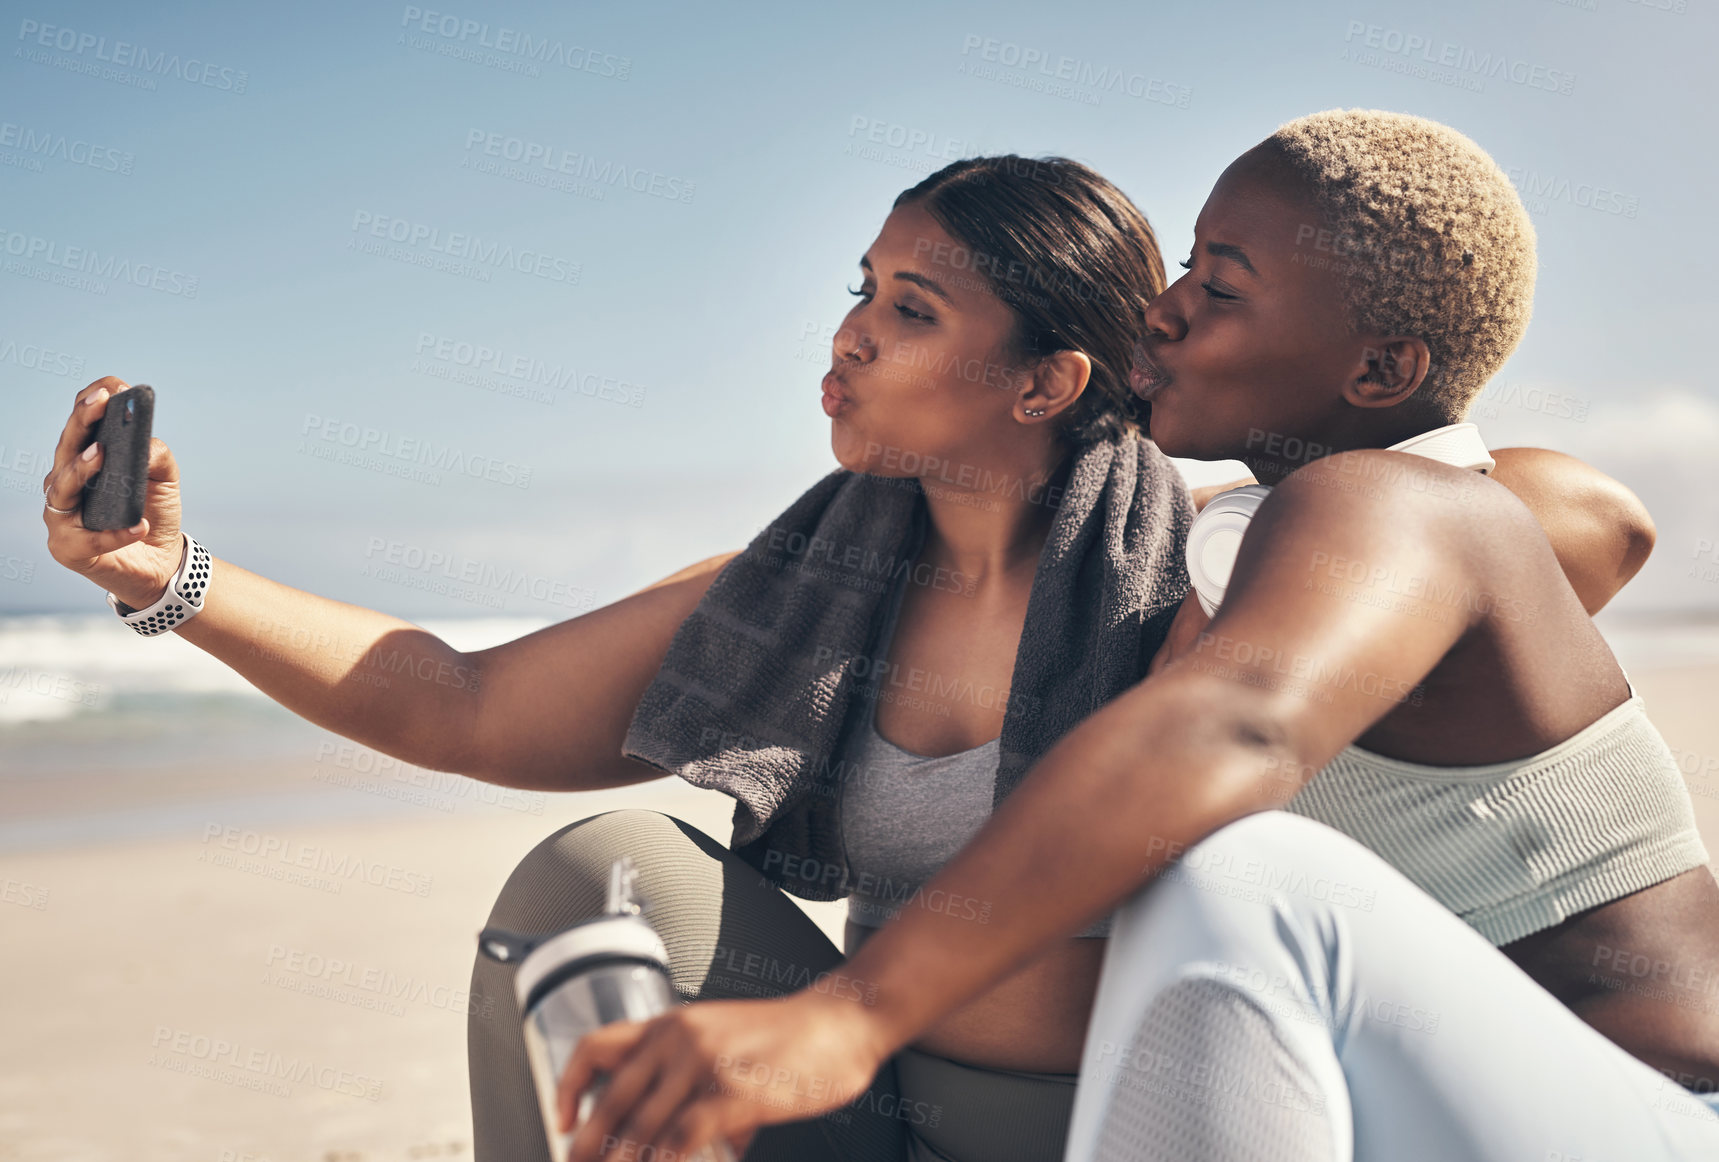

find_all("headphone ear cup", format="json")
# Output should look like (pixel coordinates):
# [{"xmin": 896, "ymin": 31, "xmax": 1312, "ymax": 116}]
[
  {"xmin": 1185, "ymin": 485, "xmax": 1274, "ymax": 617},
  {"xmin": 1183, "ymin": 425, "xmax": 1491, "ymax": 617}
]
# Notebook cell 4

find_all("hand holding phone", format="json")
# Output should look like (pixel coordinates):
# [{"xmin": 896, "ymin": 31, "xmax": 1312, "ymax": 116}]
[
  {"xmin": 44, "ymin": 377, "xmax": 191, "ymax": 612},
  {"xmin": 81, "ymin": 384, "xmax": 155, "ymax": 531}
]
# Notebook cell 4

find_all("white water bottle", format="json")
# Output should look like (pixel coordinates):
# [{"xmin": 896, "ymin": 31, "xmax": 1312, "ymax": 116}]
[{"xmin": 479, "ymin": 857, "xmax": 738, "ymax": 1161}]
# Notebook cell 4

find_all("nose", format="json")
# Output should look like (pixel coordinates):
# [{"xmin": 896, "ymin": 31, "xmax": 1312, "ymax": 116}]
[
  {"xmin": 1142, "ymin": 286, "xmax": 1186, "ymax": 343},
  {"xmin": 833, "ymin": 322, "xmax": 876, "ymax": 364}
]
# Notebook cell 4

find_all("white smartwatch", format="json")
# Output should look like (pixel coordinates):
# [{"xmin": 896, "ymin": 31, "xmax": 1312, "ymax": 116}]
[{"xmin": 106, "ymin": 531, "xmax": 212, "ymax": 636}]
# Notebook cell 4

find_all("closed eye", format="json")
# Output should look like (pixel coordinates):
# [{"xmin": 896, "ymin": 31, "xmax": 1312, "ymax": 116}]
[
  {"xmin": 849, "ymin": 285, "xmax": 932, "ymax": 321},
  {"xmin": 1181, "ymin": 260, "xmax": 1238, "ymax": 301}
]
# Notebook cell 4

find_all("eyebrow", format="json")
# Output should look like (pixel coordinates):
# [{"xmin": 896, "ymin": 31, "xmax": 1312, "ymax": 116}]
[
  {"xmin": 859, "ymin": 255, "xmax": 956, "ymax": 306},
  {"xmin": 1205, "ymin": 242, "xmax": 1257, "ymax": 275}
]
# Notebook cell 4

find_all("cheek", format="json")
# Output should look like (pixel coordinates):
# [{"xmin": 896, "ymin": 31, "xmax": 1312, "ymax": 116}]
[
  {"xmin": 1189, "ymin": 315, "xmax": 1264, "ymax": 380},
  {"xmin": 1150, "ymin": 379, "xmax": 1261, "ymax": 460},
  {"xmin": 883, "ymin": 330, "xmax": 1016, "ymax": 414},
  {"xmin": 1179, "ymin": 317, "xmax": 1330, "ymax": 441},
  {"xmin": 836, "ymin": 375, "xmax": 1012, "ymax": 476},
  {"xmin": 1147, "ymin": 393, "xmax": 1208, "ymax": 458},
  {"xmin": 827, "ymin": 373, "xmax": 953, "ymax": 474}
]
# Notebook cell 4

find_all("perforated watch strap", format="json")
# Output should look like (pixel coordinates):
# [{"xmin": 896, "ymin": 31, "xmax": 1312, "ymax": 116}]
[{"xmin": 106, "ymin": 532, "xmax": 212, "ymax": 636}]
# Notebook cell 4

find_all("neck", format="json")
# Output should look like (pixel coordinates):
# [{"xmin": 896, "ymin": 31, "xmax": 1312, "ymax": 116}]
[
  {"xmin": 1241, "ymin": 409, "xmax": 1450, "ymax": 486},
  {"xmin": 914, "ymin": 448, "xmax": 1072, "ymax": 583}
]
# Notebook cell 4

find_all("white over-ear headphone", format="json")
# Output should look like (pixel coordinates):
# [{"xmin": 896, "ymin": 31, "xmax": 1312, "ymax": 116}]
[{"xmin": 1186, "ymin": 422, "xmax": 1495, "ymax": 617}]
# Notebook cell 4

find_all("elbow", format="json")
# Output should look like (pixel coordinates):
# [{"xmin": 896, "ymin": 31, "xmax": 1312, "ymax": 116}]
[
  {"xmin": 1577, "ymin": 480, "xmax": 1657, "ymax": 615},
  {"xmin": 1488, "ymin": 448, "xmax": 1656, "ymax": 614},
  {"xmin": 1617, "ymin": 489, "xmax": 1657, "ymax": 583},
  {"xmin": 1107, "ymin": 671, "xmax": 1306, "ymax": 818}
]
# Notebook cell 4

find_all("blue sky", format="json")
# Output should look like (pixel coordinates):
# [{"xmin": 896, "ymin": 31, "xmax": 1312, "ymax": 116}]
[{"xmin": 4, "ymin": 0, "xmax": 1716, "ymax": 616}]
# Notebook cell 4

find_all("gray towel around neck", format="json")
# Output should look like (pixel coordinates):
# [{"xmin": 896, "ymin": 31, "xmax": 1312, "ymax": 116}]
[{"xmin": 621, "ymin": 429, "xmax": 1194, "ymax": 900}]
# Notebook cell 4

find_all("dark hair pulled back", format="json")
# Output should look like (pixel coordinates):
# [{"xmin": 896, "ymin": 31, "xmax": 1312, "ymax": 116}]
[{"xmin": 894, "ymin": 154, "xmax": 1167, "ymax": 444}]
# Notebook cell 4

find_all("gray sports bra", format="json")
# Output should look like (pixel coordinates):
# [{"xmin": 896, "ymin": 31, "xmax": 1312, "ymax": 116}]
[{"xmin": 835, "ymin": 573, "xmax": 1114, "ymax": 938}]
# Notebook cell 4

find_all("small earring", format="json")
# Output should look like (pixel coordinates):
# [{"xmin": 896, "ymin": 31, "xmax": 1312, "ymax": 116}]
[{"xmin": 1024, "ymin": 407, "xmax": 1047, "ymax": 417}]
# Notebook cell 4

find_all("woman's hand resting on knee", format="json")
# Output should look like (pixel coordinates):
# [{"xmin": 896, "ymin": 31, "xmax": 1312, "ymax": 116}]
[{"xmin": 556, "ymin": 990, "xmax": 892, "ymax": 1161}]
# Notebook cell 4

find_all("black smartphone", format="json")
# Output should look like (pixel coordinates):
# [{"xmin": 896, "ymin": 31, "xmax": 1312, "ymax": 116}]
[{"xmin": 82, "ymin": 384, "xmax": 155, "ymax": 531}]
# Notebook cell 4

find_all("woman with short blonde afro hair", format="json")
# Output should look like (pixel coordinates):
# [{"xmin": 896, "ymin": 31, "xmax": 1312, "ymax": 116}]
[{"xmin": 1055, "ymin": 108, "xmax": 1719, "ymax": 1160}]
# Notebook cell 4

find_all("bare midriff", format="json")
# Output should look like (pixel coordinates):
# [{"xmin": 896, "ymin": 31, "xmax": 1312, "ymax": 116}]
[
  {"xmin": 1502, "ymin": 867, "xmax": 1719, "ymax": 1092},
  {"xmin": 845, "ymin": 919, "xmax": 1106, "ymax": 1074}
]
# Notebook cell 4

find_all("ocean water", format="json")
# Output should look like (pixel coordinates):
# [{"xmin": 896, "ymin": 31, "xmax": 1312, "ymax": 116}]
[
  {"xmin": 0, "ymin": 613, "xmax": 557, "ymax": 851},
  {"xmin": 0, "ymin": 612, "xmax": 551, "ymax": 733},
  {"xmin": 4, "ymin": 610, "xmax": 1717, "ymax": 851}
]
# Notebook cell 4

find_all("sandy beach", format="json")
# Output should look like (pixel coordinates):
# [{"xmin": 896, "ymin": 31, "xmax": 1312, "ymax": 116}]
[
  {"xmin": 0, "ymin": 766, "xmax": 850, "ymax": 1162},
  {"xmin": 4, "ymin": 663, "xmax": 1718, "ymax": 1161}
]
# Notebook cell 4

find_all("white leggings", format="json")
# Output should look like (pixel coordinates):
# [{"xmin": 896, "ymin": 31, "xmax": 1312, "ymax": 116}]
[{"xmin": 1063, "ymin": 811, "xmax": 1719, "ymax": 1161}]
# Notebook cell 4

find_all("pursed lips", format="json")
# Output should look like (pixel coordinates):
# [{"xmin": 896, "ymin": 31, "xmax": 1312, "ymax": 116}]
[
  {"xmin": 1129, "ymin": 340, "xmax": 1170, "ymax": 400},
  {"xmin": 821, "ymin": 369, "xmax": 852, "ymax": 417}
]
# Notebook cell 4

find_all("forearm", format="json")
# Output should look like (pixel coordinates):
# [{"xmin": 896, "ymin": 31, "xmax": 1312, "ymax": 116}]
[
  {"xmin": 157, "ymin": 555, "xmax": 481, "ymax": 771},
  {"xmin": 838, "ymin": 675, "xmax": 1285, "ymax": 1058}
]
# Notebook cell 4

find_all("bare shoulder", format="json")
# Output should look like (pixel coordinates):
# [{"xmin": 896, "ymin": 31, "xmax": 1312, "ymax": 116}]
[
  {"xmin": 634, "ymin": 549, "xmax": 743, "ymax": 597},
  {"xmin": 1266, "ymin": 448, "xmax": 1538, "ymax": 547}
]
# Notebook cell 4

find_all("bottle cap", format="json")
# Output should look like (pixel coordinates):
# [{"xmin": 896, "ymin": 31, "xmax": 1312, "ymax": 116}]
[{"xmin": 509, "ymin": 914, "xmax": 670, "ymax": 1013}]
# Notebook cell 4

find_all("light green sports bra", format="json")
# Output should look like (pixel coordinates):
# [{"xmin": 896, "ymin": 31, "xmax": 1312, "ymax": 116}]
[{"xmin": 1286, "ymin": 682, "xmax": 1710, "ymax": 946}]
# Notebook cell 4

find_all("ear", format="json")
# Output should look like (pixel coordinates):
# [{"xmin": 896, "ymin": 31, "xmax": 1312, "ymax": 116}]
[
  {"xmin": 1342, "ymin": 337, "xmax": 1431, "ymax": 409},
  {"xmin": 1018, "ymin": 350, "xmax": 1092, "ymax": 422}
]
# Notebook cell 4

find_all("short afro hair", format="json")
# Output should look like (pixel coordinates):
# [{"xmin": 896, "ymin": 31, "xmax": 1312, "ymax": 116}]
[{"xmin": 1258, "ymin": 109, "xmax": 1536, "ymax": 421}]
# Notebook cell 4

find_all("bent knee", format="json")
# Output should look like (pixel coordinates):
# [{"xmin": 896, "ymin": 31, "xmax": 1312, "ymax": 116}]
[
  {"xmin": 1120, "ymin": 810, "xmax": 1379, "ymax": 921},
  {"xmin": 490, "ymin": 809, "xmax": 694, "ymax": 914},
  {"xmin": 518, "ymin": 808, "xmax": 684, "ymax": 864},
  {"xmin": 1199, "ymin": 808, "xmax": 1330, "ymax": 851},
  {"xmin": 545, "ymin": 807, "xmax": 679, "ymax": 844},
  {"xmin": 1177, "ymin": 810, "xmax": 1359, "ymax": 877}
]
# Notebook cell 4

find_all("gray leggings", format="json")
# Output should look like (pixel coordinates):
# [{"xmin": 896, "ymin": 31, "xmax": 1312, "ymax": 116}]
[{"xmin": 467, "ymin": 809, "xmax": 1079, "ymax": 1162}]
